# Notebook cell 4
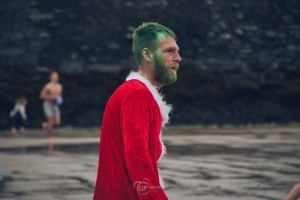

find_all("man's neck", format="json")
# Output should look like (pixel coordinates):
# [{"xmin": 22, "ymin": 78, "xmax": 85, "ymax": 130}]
[{"xmin": 50, "ymin": 81, "xmax": 59, "ymax": 85}]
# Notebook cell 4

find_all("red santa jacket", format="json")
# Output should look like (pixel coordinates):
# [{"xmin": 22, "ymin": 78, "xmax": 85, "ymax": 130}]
[{"xmin": 93, "ymin": 72, "xmax": 171, "ymax": 200}]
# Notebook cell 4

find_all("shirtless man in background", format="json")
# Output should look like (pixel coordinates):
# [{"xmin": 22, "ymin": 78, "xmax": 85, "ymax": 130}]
[{"xmin": 40, "ymin": 71, "xmax": 63, "ymax": 144}]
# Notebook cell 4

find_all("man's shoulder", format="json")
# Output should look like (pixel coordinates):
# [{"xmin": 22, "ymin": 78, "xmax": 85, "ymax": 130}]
[
  {"xmin": 118, "ymin": 79, "xmax": 148, "ymax": 91},
  {"xmin": 44, "ymin": 82, "xmax": 51, "ymax": 87},
  {"xmin": 113, "ymin": 79, "xmax": 152, "ymax": 99},
  {"xmin": 45, "ymin": 82, "xmax": 62, "ymax": 87},
  {"xmin": 106, "ymin": 79, "xmax": 155, "ymax": 111}
]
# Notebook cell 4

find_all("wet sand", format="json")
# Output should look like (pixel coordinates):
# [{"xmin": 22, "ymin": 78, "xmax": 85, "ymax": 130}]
[{"xmin": 0, "ymin": 125, "xmax": 299, "ymax": 200}]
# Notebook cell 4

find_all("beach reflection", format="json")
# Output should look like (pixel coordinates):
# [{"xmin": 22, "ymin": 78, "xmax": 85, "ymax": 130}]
[{"xmin": 0, "ymin": 125, "xmax": 299, "ymax": 200}]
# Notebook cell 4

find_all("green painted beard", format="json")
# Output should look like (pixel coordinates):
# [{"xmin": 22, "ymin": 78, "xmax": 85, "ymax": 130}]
[{"xmin": 154, "ymin": 54, "xmax": 177, "ymax": 85}]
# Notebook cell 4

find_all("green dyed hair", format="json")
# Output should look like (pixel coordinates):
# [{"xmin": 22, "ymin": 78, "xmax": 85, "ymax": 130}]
[{"xmin": 132, "ymin": 22, "xmax": 177, "ymax": 64}]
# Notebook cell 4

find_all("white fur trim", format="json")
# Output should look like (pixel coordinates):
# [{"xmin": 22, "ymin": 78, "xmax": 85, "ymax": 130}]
[
  {"xmin": 159, "ymin": 170, "xmax": 166, "ymax": 189},
  {"xmin": 158, "ymin": 133, "xmax": 167, "ymax": 189},
  {"xmin": 126, "ymin": 71, "xmax": 172, "ymax": 127},
  {"xmin": 158, "ymin": 132, "xmax": 167, "ymax": 161}
]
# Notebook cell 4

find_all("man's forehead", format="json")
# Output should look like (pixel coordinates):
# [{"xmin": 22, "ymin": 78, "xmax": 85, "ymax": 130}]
[
  {"xmin": 156, "ymin": 32, "xmax": 169, "ymax": 41},
  {"xmin": 156, "ymin": 34, "xmax": 179, "ymax": 49}
]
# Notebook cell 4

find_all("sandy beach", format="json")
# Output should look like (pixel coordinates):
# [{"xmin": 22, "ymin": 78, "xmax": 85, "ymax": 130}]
[{"xmin": 0, "ymin": 124, "xmax": 299, "ymax": 200}]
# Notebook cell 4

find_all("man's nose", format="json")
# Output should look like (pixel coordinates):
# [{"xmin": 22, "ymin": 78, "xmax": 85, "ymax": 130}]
[{"xmin": 174, "ymin": 51, "xmax": 182, "ymax": 63}]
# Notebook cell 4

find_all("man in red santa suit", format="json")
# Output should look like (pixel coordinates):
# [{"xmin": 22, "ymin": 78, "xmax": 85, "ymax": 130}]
[{"xmin": 93, "ymin": 22, "xmax": 182, "ymax": 200}]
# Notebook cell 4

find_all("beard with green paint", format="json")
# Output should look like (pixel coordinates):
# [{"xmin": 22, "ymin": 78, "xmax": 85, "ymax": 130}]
[{"xmin": 153, "ymin": 53, "xmax": 178, "ymax": 85}]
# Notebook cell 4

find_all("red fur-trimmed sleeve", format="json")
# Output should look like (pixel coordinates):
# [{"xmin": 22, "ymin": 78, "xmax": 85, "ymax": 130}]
[{"xmin": 121, "ymin": 90, "xmax": 168, "ymax": 200}]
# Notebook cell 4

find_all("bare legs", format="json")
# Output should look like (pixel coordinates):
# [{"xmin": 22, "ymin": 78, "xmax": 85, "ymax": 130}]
[
  {"xmin": 10, "ymin": 127, "xmax": 17, "ymax": 136},
  {"xmin": 42, "ymin": 117, "xmax": 60, "ymax": 153},
  {"xmin": 10, "ymin": 127, "xmax": 25, "ymax": 136}
]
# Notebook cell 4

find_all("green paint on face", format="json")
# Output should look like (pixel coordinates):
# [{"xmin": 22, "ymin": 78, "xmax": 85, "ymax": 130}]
[{"xmin": 153, "ymin": 51, "xmax": 177, "ymax": 85}]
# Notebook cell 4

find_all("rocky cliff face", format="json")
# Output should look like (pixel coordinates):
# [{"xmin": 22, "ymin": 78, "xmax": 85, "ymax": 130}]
[{"xmin": 1, "ymin": 0, "xmax": 299, "ymax": 128}]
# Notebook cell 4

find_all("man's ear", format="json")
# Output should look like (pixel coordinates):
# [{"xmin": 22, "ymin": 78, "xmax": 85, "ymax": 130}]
[{"xmin": 142, "ymin": 48, "xmax": 153, "ymax": 62}]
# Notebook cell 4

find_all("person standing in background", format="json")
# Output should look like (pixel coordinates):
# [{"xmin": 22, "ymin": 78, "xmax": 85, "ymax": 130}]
[
  {"xmin": 9, "ymin": 97, "xmax": 27, "ymax": 135},
  {"xmin": 40, "ymin": 71, "xmax": 63, "ymax": 144}
]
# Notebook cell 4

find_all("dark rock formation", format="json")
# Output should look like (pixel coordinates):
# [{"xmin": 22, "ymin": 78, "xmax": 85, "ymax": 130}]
[{"xmin": 0, "ymin": 0, "xmax": 299, "ymax": 128}]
